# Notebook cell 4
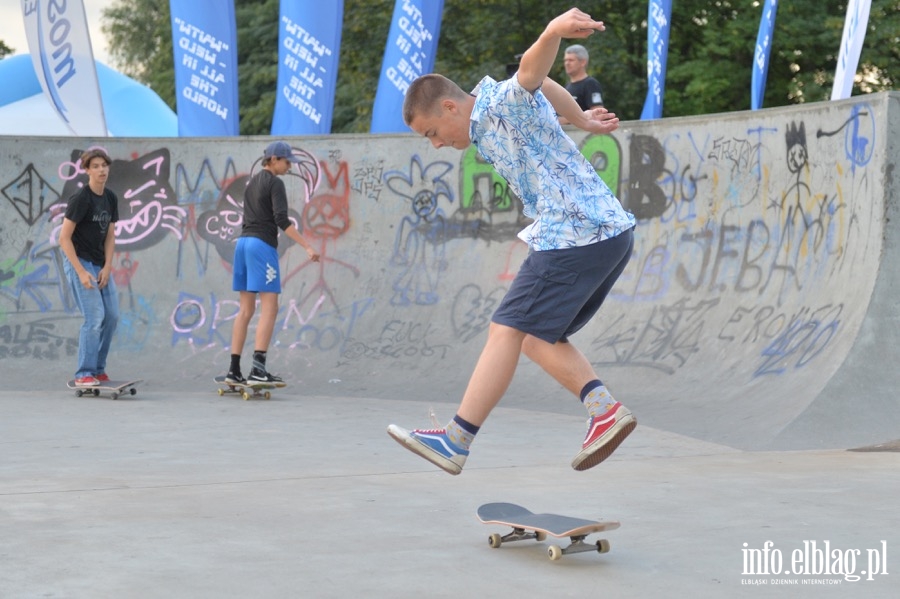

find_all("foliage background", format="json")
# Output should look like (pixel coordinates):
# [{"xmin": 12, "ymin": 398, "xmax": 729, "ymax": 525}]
[{"xmin": 4, "ymin": 1, "xmax": 897, "ymax": 134}]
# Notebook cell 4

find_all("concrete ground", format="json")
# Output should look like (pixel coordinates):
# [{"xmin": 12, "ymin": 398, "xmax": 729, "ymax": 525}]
[{"xmin": 1, "ymin": 385, "xmax": 896, "ymax": 598}]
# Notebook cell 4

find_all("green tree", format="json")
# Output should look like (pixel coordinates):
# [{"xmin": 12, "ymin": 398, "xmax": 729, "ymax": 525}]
[
  {"xmin": 654, "ymin": 0, "xmax": 900, "ymax": 115},
  {"xmin": 331, "ymin": 0, "xmax": 394, "ymax": 133},
  {"xmin": 102, "ymin": 0, "xmax": 284, "ymax": 135},
  {"xmin": 102, "ymin": 0, "xmax": 174, "ymax": 111},
  {"xmin": 101, "ymin": 0, "xmax": 898, "ymax": 133},
  {"xmin": 0, "ymin": 39, "xmax": 13, "ymax": 59},
  {"xmin": 233, "ymin": 0, "xmax": 280, "ymax": 134}
]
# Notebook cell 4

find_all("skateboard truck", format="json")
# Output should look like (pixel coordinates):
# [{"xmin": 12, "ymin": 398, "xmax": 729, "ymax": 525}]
[
  {"xmin": 488, "ymin": 528, "xmax": 611, "ymax": 560},
  {"xmin": 489, "ymin": 527, "xmax": 547, "ymax": 547}
]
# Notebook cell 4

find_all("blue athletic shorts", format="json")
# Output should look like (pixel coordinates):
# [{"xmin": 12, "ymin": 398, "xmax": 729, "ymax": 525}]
[
  {"xmin": 232, "ymin": 236, "xmax": 281, "ymax": 293},
  {"xmin": 492, "ymin": 228, "xmax": 634, "ymax": 343}
]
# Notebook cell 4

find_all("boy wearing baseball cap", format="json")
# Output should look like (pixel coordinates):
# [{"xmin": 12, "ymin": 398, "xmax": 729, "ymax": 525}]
[{"xmin": 224, "ymin": 141, "xmax": 320, "ymax": 384}]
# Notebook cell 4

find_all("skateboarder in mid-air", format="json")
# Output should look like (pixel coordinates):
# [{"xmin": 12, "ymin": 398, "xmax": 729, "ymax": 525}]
[
  {"xmin": 388, "ymin": 7, "xmax": 637, "ymax": 474},
  {"xmin": 58, "ymin": 149, "xmax": 120, "ymax": 387},
  {"xmin": 223, "ymin": 141, "xmax": 320, "ymax": 386}
]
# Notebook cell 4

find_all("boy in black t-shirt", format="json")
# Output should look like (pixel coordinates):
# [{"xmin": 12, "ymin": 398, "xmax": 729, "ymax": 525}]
[{"xmin": 58, "ymin": 149, "xmax": 120, "ymax": 387}]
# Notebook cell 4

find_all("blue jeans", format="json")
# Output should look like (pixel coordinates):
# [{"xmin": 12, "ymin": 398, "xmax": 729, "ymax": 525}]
[{"xmin": 64, "ymin": 257, "xmax": 119, "ymax": 378}]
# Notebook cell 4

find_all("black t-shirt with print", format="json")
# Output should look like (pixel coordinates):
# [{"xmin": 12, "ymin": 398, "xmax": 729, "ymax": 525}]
[
  {"xmin": 64, "ymin": 186, "xmax": 119, "ymax": 266},
  {"xmin": 566, "ymin": 77, "xmax": 604, "ymax": 111}
]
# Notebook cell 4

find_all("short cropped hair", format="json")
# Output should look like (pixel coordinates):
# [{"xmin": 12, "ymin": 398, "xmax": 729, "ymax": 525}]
[
  {"xmin": 565, "ymin": 44, "xmax": 589, "ymax": 62},
  {"xmin": 80, "ymin": 149, "xmax": 112, "ymax": 170},
  {"xmin": 403, "ymin": 74, "xmax": 469, "ymax": 125}
]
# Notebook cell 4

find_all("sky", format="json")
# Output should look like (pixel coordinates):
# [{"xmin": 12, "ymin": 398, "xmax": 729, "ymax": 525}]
[{"xmin": 1, "ymin": 0, "xmax": 113, "ymax": 65}]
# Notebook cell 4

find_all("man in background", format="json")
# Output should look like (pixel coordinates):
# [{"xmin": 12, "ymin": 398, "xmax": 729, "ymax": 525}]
[{"xmin": 560, "ymin": 44, "xmax": 604, "ymax": 124}]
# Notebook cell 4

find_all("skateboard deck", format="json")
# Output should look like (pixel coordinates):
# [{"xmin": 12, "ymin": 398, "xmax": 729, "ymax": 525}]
[
  {"xmin": 66, "ymin": 379, "xmax": 142, "ymax": 400},
  {"xmin": 476, "ymin": 502, "xmax": 620, "ymax": 560},
  {"xmin": 214, "ymin": 375, "xmax": 286, "ymax": 400}
]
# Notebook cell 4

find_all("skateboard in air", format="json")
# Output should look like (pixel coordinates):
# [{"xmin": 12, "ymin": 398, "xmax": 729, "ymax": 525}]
[
  {"xmin": 213, "ymin": 375, "xmax": 286, "ymax": 400},
  {"xmin": 476, "ymin": 502, "xmax": 620, "ymax": 561},
  {"xmin": 66, "ymin": 379, "xmax": 142, "ymax": 400}
]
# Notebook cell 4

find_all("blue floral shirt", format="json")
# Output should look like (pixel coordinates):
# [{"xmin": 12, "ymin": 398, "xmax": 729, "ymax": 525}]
[{"xmin": 469, "ymin": 76, "xmax": 635, "ymax": 251}]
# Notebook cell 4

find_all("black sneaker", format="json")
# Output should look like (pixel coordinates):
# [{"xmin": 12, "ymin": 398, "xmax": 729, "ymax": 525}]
[
  {"xmin": 248, "ymin": 370, "xmax": 283, "ymax": 384},
  {"xmin": 225, "ymin": 371, "xmax": 246, "ymax": 385}
]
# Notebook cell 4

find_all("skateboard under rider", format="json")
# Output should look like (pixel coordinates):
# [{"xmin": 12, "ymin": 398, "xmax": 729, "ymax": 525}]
[
  {"xmin": 213, "ymin": 375, "xmax": 286, "ymax": 400},
  {"xmin": 66, "ymin": 379, "xmax": 142, "ymax": 400}
]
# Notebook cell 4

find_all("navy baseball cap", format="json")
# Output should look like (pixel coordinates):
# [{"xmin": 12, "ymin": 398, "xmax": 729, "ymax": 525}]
[{"xmin": 263, "ymin": 141, "xmax": 301, "ymax": 163}]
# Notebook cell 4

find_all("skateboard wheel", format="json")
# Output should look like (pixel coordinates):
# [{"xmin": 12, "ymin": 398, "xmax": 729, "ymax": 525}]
[
  {"xmin": 596, "ymin": 539, "xmax": 611, "ymax": 554},
  {"xmin": 488, "ymin": 533, "xmax": 502, "ymax": 549},
  {"xmin": 535, "ymin": 531, "xmax": 547, "ymax": 542},
  {"xmin": 548, "ymin": 545, "xmax": 563, "ymax": 561},
  {"xmin": 242, "ymin": 392, "xmax": 250, "ymax": 401},
  {"xmin": 129, "ymin": 388, "xmax": 137, "ymax": 395},
  {"xmin": 75, "ymin": 390, "xmax": 84, "ymax": 397},
  {"xmin": 264, "ymin": 391, "xmax": 271, "ymax": 400},
  {"xmin": 217, "ymin": 388, "xmax": 225, "ymax": 396},
  {"xmin": 93, "ymin": 389, "xmax": 100, "ymax": 396},
  {"xmin": 111, "ymin": 393, "xmax": 118, "ymax": 400}
]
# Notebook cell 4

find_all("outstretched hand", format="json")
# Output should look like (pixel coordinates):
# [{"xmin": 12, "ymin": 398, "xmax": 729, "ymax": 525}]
[
  {"xmin": 546, "ymin": 8, "xmax": 605, "ymax": 39},
  {"xmin": 580, "ymin": 107, "xmax": 620, "ymax": 135}
]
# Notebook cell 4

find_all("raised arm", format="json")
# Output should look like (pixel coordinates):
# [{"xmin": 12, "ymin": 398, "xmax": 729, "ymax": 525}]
[{"xmin": 516, "ymin": 8, "xmax": 605, "ymax": 92}]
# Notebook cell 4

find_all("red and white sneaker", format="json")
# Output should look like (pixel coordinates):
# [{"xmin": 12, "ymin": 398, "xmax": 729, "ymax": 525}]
[
  {"xmin": 95, "ymin": 373, "xmax": 110, "ymax": 383},
  {"xmin": 75, "ymin": 376, "xmax": 100, "ymax": 387},
  {"xmin": 571, "ymin": 402, "xmax": 636, "ymax": 471}
]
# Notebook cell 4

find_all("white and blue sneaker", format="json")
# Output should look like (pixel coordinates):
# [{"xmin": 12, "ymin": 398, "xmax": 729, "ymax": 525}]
[{"xmin": 387, "ymin": 424, "xmax": 469, "ymax": 475}]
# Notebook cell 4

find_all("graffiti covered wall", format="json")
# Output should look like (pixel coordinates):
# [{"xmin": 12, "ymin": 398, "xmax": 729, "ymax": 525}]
[{"xmin": 1, "ymin": 92, "xmax": 897, "ymax": 450}]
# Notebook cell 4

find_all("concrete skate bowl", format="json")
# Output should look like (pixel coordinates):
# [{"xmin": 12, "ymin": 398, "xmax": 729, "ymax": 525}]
[{"xmin": 1, "ymin": 92, "xmax": 897, "ymax": 451}]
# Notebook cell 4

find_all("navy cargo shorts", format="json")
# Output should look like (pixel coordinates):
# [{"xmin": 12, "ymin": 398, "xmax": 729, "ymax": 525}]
[{"xmin": 492, "ymin": 227, "xmax": 634, "ymax": 344}]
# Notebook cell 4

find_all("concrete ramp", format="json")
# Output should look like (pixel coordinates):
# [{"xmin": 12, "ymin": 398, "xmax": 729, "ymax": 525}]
[{"xmin": 2, "ymin": 92, "xmax": 898, "ymax": 451}]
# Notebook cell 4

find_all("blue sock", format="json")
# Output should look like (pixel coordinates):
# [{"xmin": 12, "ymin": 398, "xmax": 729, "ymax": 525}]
[
  {"xmin": 581, "ymin": 380, "xmax": 616, "ymax": 418},
  {"xmin": 446, "ymin": 415, "xmax": 479, "ymax": 451},
  {"xmin": 580, "ymin": 380, "xmax": 604, "ymax": 401}
]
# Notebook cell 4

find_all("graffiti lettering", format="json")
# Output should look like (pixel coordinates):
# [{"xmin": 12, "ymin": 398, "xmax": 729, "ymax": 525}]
[
  {"xmin": 0, "ymin": 320, "xmax": 78, "ymax": 360},
  {"xmin": 590, "ymin": 298, "xmax": 720, "ymax": 374},
  {"xmin": 341, "ymin": 319, "xmax": 451, "ymax": 361},
  {"xmin": 451, "ymin": 284, "xmax": 505, "ymax": 343}
]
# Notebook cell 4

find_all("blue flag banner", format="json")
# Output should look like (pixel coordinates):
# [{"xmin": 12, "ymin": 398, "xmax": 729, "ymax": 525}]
[
  {"xmin": 831, "ymin": 0, "xmax": 872, "ymax": 100},
  {"xmin": 272, "ymin": 0, "xmax": 344, "ymax": 135},
  {"xmin": 752, "ymin": 0, "xmax": 779, "ymax": 110},
  {"xmin": 640, "ymin": 0, "xmax": 672, "ymax": 121},
  {"xmin": 169, "ymin": 0, "xmax": 239, "ymax": 136},
  {"xmin": 21, "ymin": 0, "xmax": 108, "ymax": 136},
  {"xmin": 370, "ymin": 0, "xmax": 444, "ymax": 133}
]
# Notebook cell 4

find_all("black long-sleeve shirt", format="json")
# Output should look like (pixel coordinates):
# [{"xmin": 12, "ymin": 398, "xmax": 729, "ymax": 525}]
[{"xmin": 240, "ymin": 169, "xmax": 293, "ymax": 248}]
